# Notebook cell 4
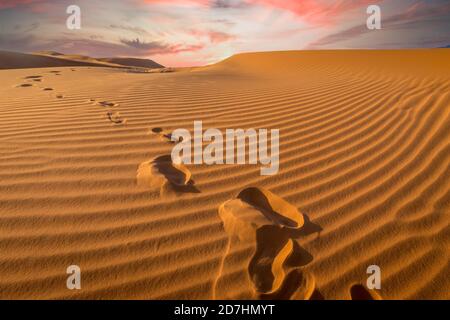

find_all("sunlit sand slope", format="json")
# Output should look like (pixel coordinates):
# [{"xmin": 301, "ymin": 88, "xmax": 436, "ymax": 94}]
[{"xmin": 0, "ymin": 50, "xmax": 448, "ymax": 299}]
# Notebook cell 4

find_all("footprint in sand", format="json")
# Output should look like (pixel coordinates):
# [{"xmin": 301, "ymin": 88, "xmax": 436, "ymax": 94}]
[
  {"xmin": 49, "ymin": 71, "xmax": 61, "ymax": 75},
  {"xmin": 214, "ymin": 187, "xmax": 318, "ymax": 300},
  {"xmin": 350, "ymin": 284, "xmax": 382, "ymax": 300},
  {"xmin": 16, "ymin": 83, "xmax": 33, "ymax": 88},
  {"xmin": 55, "ymin": 94, "xmax": 64, "ymax": 99},
  {"xmin": 137, "ymin": 155, "xmax": 198, "ymax": 195},
  {"xmin": 148, "ymin": 127, "xmax": 182, "ymax": 143},
  {"xmin": 96, "ymin": 100, "xmax": 119, "ymax": 108},
  {"xmin": 24, "ymin": 75, "xmax": 42, "ymax": 80},
  {"xmin": 106, "ymin": 111, "xmax": 127, "ymax": 125},
  {"xmin": 42, "ymin": 87, "xmax": 54, "ymax": 91}
]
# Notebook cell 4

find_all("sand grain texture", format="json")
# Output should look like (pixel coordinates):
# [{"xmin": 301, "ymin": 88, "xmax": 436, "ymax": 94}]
[{"xmin": 0, "ymin": 50, "xmax": 449, "ymax": 299}]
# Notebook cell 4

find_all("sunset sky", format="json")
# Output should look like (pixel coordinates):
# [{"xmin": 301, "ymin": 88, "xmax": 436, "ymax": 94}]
[{"xmin": 0, "ymin": 0, "xmax": 449, "ymax": 66}]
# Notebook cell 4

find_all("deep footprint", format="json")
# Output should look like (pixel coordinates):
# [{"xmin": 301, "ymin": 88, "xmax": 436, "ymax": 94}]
[
  {"xmin": 149, "ymin": 127, "xmax": 181, "ymax": 143},
  {"xmin": 97, "ymin": 101, "xmax": 119, "ymax": 107},
  {"xmin": 107, "ymin": 111, "xmax": 126, "ymax": 125},
  {"xmin": 24, "ymin": 76, "xmax": 42, "ymax": 79},
  {"xmin": 137, "ymin": 155, "xmax": 197, "ymax": 195},
  {"xmin": 214, "ymin": 187, "xmax": 307, "ymax": 299}
]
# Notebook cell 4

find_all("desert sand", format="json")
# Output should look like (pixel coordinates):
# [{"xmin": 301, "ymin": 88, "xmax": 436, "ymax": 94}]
[
  {"xmin": 0, "ymin": 51, "xmax": 164, "ymax": 70},
  {"xmin": 0, "ymin": 50, "xmax": 449, "ymax": 299}
]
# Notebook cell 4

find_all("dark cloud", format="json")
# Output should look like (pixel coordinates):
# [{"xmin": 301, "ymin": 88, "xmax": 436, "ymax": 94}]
[
  {"xmin": 109, "ymin": 24, "xmax": 151, "ymax": 36},
  {"xmin": 120, "ymin": 38, "xmax": 168, "ymax": 50},
  {"xmin": 119, "ymin": 37, "xmax": 204, "ymax": 54},
  {"xmin": 0, "ymin": 32, "xmax": 203, "ymax": 57},
  {"xmin": 212, "ymin": 0, "xmax": 247, "ymax": 9}
]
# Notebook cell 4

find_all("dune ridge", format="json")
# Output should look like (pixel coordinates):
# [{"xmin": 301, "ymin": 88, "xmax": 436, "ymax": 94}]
[
  {"xmin": 0, "ymin": 51, "xmax": 165, "ymax": 70},
  {"xmin": 0, "ymin": 50, "xmax": 448, "ymax": 299}
]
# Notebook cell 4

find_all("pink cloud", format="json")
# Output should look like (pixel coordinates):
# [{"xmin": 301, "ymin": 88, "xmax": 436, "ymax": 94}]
[
  {"xmin": 140, "ymin": 0, "xmax": 210, "ymax": 6},
  {"xmin": 189, "ymin": 29, "xmax": 236, "ymax": 43},
  {"xmin": 249, "ymin": 0, "xmax": 379, "ymax": 25},
  {"xmin": 0, "ymin": 0, "xmax": 43, "ymax": 9}
]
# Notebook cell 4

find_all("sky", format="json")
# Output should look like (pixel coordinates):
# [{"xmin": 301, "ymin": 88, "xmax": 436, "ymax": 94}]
[{"xmin": 0, "ymin": 0, "xmax": 449, "ymax": 67}]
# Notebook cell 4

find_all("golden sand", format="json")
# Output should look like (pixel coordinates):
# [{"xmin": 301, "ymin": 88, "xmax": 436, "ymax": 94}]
[{"xmin": 0, "ymin": 50, "xmax": 449, "ymax": 299}]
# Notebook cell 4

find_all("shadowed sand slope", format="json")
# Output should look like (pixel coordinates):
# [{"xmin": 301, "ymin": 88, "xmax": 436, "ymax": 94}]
[
  {"xmin": 0, "ymin": 51, "xmax": 115, "ymax": 69},
  {"xmin": 0, "ymin": 50, "xmax": 449, "ymax": 299},
  {"xmin": 0, "ymin": 51, "xmax": 164, "ymax": 70},
  {"xmin": 98, "ymin": 58, "xmax": 164, "ymax": 69}
]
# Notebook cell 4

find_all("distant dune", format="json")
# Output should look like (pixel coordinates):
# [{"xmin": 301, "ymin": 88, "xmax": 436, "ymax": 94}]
[
  {"xmin": 0, "ymin": 51, "xmax": 106, "ymax": 69},
  {"xmin": 0, "ymin": 50, "xmax": 448, "ymax": 300},
  {"xmin": 0, "ymin": 51, "xmax": 164, "ymax": 70},
  {"xmin": 98, "ymin": 57, "xmax": 164, "ymax": 69}
]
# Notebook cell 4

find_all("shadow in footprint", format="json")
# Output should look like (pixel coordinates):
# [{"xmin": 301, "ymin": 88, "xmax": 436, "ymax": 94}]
[
  {"xmin": 150, "ymin": 127, "xmax": 181, "ymax": 143},
  {"xmin": 214, "ymin": 187, "xmax": 320, "ymax": 300},
  {"xmin": 260, "ymin": 269, "xmax": 316, "ymax": 300},
  {"xmin": 238, "ymin": 187, "xmax": 304, "ymax": 228},
  {"xmin": 249, "ymin": 229, "xmax": 296, "ymax": 294},
  {"xmin": 24, "ymin": 76, "xmax": 42, "ymax": 79},
  {"xmin": 310, "ymin": 289, "xmax": 325, "ymax": 300},
  {"xmin": 350, "ymin": 284, "xmax": 382, "ymax": 300},
  {"xmin": 137, "ymin": 155, "xmax": 199, "ymax": 194},
  {"xmin": 291, "ymin": 214, "xmax": 323, "ymax": 238},
  {"xmin": 16, "ymin": 84, "xmax": 33, "ymax": 88},
  {"xmin": 285, "ymin": 240, "xmax": 313, "ymax": 268},
  {"xmin": 42, "ymin": 88, "xmax": 54, "ymax": 91},
  {"xmin": 152, "ymin": 127, "xmax": 163, "ymax": 134},
  {"xmin": 97, "ymin": 101, "xmax": 119, "ymax": 107},
  {"xmin": 107, "ymin": 111, "xmax": 126, "ymax": 125}
]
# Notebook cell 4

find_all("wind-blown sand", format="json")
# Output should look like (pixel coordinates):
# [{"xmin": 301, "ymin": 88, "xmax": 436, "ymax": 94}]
[{"xmin": 0, "ymin": 50, "xmax": 449, "ymax": 299}]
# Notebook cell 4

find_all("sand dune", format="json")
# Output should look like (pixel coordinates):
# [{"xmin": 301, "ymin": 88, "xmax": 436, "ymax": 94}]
[
  {"xmin": 0, "ymin": 50, "xmax": 448, "ymax": 299},
  {"xmin": 0, "ymin": 51, "xmax": 164, "ymax": 70}
]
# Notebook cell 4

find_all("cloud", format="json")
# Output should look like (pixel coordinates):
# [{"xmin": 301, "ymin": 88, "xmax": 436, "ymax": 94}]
[
  {"xmin": 0, "ymin": 0, "xmax": 51, "ymax": 12},
  {"xmin": 0, "ymin": 0, "xmax": 42, "ymax": 9},
  {"xmin": 140, "ymin": 0, "xmax": 210, "ymax": 6},
  {"xmin": 109, "ymin": 24, "xmax": 151, "ymax": 36},
  {"xmin": 189, "ymin": 29, "xmax": 236, "ymax": 43},
  {"xmin": 308, "ymin": 1, "xmax": 450, "ymax": 48},
  {"xmin": 247, "ymin": 0, "xmax": 377, "ymax": 25},
  {"xmin": 120, "ymin": 38, "xmax": 164, "ymax": 50},
  {"xmin": 120, "ymin": 37, "xmax": 204, "ymax": 54},
  {"xmin": 211, "ymin": 0, "xmax": 247, "ymax": 9}
]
